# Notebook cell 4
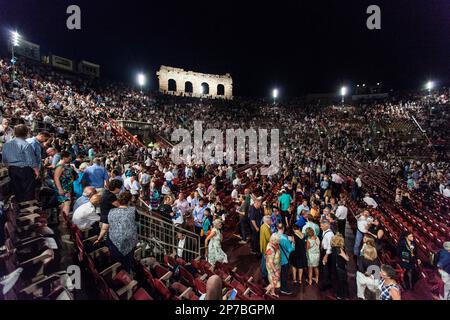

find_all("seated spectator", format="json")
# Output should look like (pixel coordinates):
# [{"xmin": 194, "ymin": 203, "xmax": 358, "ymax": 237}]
[
  {"xmin": 72, "ymin": 194, "xmax": 102, "ymax": 230},
  {"xmin": 73, "ymin": 186, "xmax": 97, "ymax": 212}
]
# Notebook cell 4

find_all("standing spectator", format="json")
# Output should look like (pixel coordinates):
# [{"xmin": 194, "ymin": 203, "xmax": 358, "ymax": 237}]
[
  {"xmin": 353, "ymin": 210, "xmax": 371, "ymax": 256},
  {"xmin": 330, "ymin": 234, "xmax": 350, "ymax": 299},
  {"xmin": 205, "ymin": 219, "xmax": 228, "ymax": 267},
  {"xmin": 149, "ymin": 182, "xmax": 160, "ymax": 210},
  {"xmin": 306, "ymin": 227, "xmax": 320, "ymax": 285},
  {"xmin": 302, "ymin": 214, "xmax": 320, "ymax": 237},
  {"xmin": 277, "ymin": 223, "xmax": 294, "ymax": 295},
  {"xmin": 139, "ymin": 168, "xmax": 151, "ymax": 198},
  {"xmin": 73, "ymin": 162, "xmax": 89, "ymax": 199},
  {"xmin": 319, "ymin": 219, "xmax": 335, "ymax": 291},
  {"xmin": 174, "ymin": 192, "xmax": 189, "ymax": 217},
  {"xmin": 26, "ymin": 131, "xmax": 50, "ymax": 169},
  {"xmin": 193, "ymin": 198, "xmax": 206, "ymax": 237},
  {"xmin": 106, "ymin": 191, "xmax": 138, "ymax": 273},
  {"xmin": 124, "ymin": 174, "xmax": 140, "ymax": 203},
  {"xmin": 98, "ymin": 179, "xmax": 122, "ymax": 230},
  {"xmin": 175, "ymin": 232, "xmax": 197, "ymax": 263},
  {"xmin": 164, "ymin": 168, "xmax": 174, "ymax": 189},
  {"xmin": 335, "ymin": 200, "xmax": 348, "ymax": 238},
  {"xmin": 235, "ymin": 195, "xmax": 249, "ymax": 245},
  {"xmin": 367, "ymin": 217, "xmax": 384, "ymax": 252},
  {"xmin": 2, "ymin": 124, "xmax": 39, "ymax": 202},
  {"xmin": 259, "ymin": 215, "xmax": 272, "ymax": 281},
  {"xmin": 248, "ymin": 199, "xmax": 263, "ymax": 254},
  {"xmin": 45, "ymin": 148, "xmax": 61, "ymax": 169},
  {"xmin": 201, "ymin": 208, "xmax": 213, "ymax": 240},
  {"xmin": 437, "ymin": 242, "xmax": 450, "ymax": 300},
  {"xmin": 50, "ymin": 150, "xmax": 74, "ymax": 220},
  {"xmin": 378, "ymin": 264, "xmax": 401, "ymax": 300},
  {"xmin": 291, "ymin": 224, "xmax": 307, "ymax": 284},
  {"xmin": 278, "ymin": 189, "xmax": 292, "ymax": 226},
  {"xmin": 296, "ymin": 199, "xmax": 310, "ymax": 221},
  {"xmin": 0, "ymin": 119, "xmax": 14, "ymax": 144},
  {"xmin": 265, "ymin": 233, "xmax": 281, "ymax": 297},
  {"xmin": 157, "ymin": 196, "xmax": 174, "ymax": 222},
  {"xmin": 397, "ymin": 231, "xmax": 421, "ymax": 290},
  {"xmin": 83, "ymin": 158, "xmax": 110, "ymax": 194},
  {"xmin": 356, "ymin": 245, "xmax": 380, "ymax": 300}
]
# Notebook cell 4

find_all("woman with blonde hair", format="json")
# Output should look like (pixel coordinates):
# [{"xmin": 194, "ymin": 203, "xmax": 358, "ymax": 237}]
[
  {"xmin": 205, "ymin": 219, "xmax": 228, "ymax": 267},
  {"xmin": 306, "ymin": 227, "xmax": 320, "ymax": 285},
  {"xmin": 265, "ymin": 233, "xmax": 281, "ymax": 297},
  {"xmin": 330, "ymin": 233, "xmax": 350, "ymax": 299},
  {"xmin": 360, "ymin": 234, "xmax": 376, "ymax": 256},
  {"xmin": 356, "ymin": 245, "xmax": 381, "ymax": 299}
]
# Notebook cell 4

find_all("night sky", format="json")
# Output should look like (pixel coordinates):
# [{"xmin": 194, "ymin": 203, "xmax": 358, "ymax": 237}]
[{"xmin": 1, "ymin": 0, "xmax": 449, "ymax": 97}]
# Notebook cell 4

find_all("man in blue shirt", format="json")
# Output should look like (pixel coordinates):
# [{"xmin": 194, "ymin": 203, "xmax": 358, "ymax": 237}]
[
  {"xmin": 83, "ymin": 158, "xmax": 110, "ymax": 192},
  {"xmin": 277, "ymin": 223, "xmax": 294, "ymax": 295},
  {"xmin": 193, "ymin": 198, "xmax": 206, "ymax": 238},
  {"xmin": 295, "ymin": 209, "xmax": 308, "ymax": 230},
  {"xmin": 72, "ymin": 186, "xmax": 97, "ymax": 212},
  {"xmin": 26, "ymin": 131, "xmax": 50, "ymax": 169},
  {"xmin": 296, "ymin": 199, "xmax": 310, "ymax": 221},
  {"xmin": 2, "ymin": 125, "xmax": 39, "ymax": 202}
]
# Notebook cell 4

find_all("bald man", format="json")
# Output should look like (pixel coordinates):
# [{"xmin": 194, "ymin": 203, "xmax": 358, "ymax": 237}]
[
  {"xmin": 72, "ymin": 194, "xmax": 102, "ymax": 230},
  {"xmin": 73, "ymin": 186, "xmax": 97, "ymax": 212},
  {"xmin": 205, "ymin": 275, "xmax": 223, "ymax": 300}
]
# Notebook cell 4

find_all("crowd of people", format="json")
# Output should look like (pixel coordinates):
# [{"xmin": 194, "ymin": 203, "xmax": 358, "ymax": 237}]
[{"xmin": 0, "ymin": 55, "xmax": 449, "ymax": 300}]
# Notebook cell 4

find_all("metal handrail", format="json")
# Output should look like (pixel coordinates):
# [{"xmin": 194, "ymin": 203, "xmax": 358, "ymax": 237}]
[{"xmin": 136, "ymin": 198, "xmax": 201, "ymax": 260}]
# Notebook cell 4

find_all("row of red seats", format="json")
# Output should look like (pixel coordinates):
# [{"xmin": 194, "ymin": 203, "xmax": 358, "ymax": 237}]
[{"xmin": 1, "ymin": 199, "xmax": 74, "ymax": 300}]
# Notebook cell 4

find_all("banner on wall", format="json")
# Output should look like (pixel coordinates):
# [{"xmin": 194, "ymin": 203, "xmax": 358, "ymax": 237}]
[
  {"xmin": 51, "ymin": 55, "xmax": 74, "ymax": 71},
  {"xmin": 78, "ymin": 60, "xmax": 100, "ymax": 77}
]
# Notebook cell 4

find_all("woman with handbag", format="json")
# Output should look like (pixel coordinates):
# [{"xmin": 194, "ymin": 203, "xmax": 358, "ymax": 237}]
[{"xmin": 397, "ymin": 231, "xmax": 421, "ymax": 290}]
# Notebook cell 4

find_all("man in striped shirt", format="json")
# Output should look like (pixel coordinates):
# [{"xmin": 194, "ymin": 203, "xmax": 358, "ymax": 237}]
[{"xmin": 2, "ymin": 124, "xmax": 39, "ymax": 202}]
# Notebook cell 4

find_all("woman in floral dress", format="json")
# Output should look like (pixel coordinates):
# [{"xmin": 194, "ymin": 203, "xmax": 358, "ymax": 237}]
[
  {"xmin": 49, "ymin": 150, "xmax": 75, "ymax": 220},
  {"xmin": 205, "ymin": 219, "xmax": 228, "ymax": 267},
  {"xmin": 265, "ymin": 233, "xmax": 281, "ymax": 297}
]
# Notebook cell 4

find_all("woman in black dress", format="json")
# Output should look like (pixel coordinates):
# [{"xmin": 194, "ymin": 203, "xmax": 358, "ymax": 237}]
[
  {"xmin": 330, "ymin": 234, "xmax": 350, "ymax": 299},
  {"xmin": 290, "ymin": 224, "xmax": 308, "ymax": 284}
]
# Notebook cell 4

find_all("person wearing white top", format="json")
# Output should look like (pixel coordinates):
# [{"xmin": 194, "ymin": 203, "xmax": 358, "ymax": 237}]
[
  {"xmin": 164, "ymin": 170, "xmax": 174, "ymax": 181},
  {"xmin": 363, "ymin": 194, "xmax": 378, "ymax": 208},
  {"xmin": 354, "ymin": 210, "xmax": 371, "ymax": 256},
  {"xmin": 174, "ymin": 192, "xmax": 189, "ymax": 216},
  {"xmin": 320, "ymin": 220, "xmax": 335, "ymax": 289},
  {"xmin": 72, "ymin": 194, "xmax": 102, "ymax": 230},
  {"xmin": 443, "ymin": 186, "xmax": 450, "ymax": 198},
  {"xmin": 232, "ymin": 177, "xmax": 241, "ymax": 188},
  {"xmin": 231, "ymin": 187, "xmax": 239, "ymax": 203},
  {"xmin": 335, "ymin": 202, "xmax": 348, "ymax": 238}
]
